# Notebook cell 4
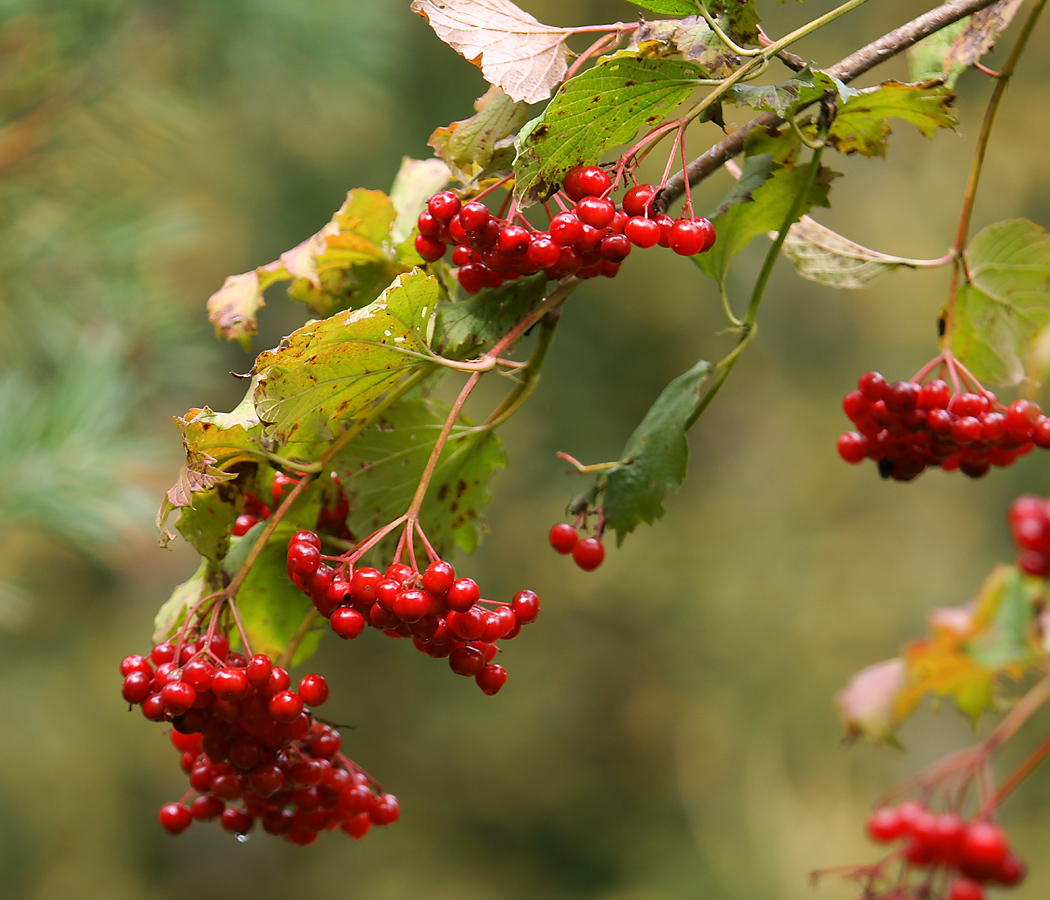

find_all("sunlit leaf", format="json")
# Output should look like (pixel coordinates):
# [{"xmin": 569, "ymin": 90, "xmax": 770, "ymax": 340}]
[
  {"xmin": 429, "ymin": 86, "xmax": 529, "ymax": 184},
  {"xmin": 950, "ymin": 219, "xmax": 1050, "ymax": 386},
  {"xmin": 331, "ymin": 397, "xmax": 507, "ymax": 561},
  {"xmin": 514, "ymin": 53, "xmax": 703, "ymax": 205},
  {"xmin": 410, "ymin": 0, "xmax": 571, "ymax": 104},
  {"xmin": 826, "ymin": 80, "xmax": 958, "ymax": 158},
  {"xmin": 252, "ymin": 269, "xmax": 439, "ymax": 444},
  {"xmin": 603, "ymin": 360, "xmax": 711, "ymax": 543},
  {"xmin": 778, "ymin": 215, "xmax": 925, "ymax": 289},
  {"xmin": 434, "ymin": 272, "xmax": 550, "ymax": 360}
]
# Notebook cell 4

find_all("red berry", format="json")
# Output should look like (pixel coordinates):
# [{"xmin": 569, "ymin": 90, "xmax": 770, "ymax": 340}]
[
  {"xmin": 624, "ymin": 216, "xmax": 661, "ymax": 248},
  {"xmin": 948, "ymin": 879, "xmax": 984, "ymax": 900},
  {"xmin": 550, "ymin": 213, "xmax": 583, "ymax": 247},
  {"xmin": 919, "ymin": 378, "xmax": 949, "ymax": 408},
  {"xmin": 158, "ymin": 803, "xmax": 193, "ymax": 835},
  {"xmin": 452, "ymin": 244, "xmax": 478, "ymax": 266},
  {"xmin": 264, "ymin": 666, "xmax": 291, "ymax": 695},
  {"xmin": 233, "ymin": 514, "xmax": 258, "ymax": 536},
  {"xmin": 246, "ymin": 653, "xmax": 274, "ymax": 688},
  {"xmin": 449, "ymin": 644, "xmax": 486, "ymax": 676},
  {"xmin": 572, "ymin": 537, "xmax": 605, "ymax": 571},
  {"xmin": 562, "ymin": 166, "xmax": 586, "ymax": 201},
  {"xmin": 866, "ymin": 806, "xmax": 903, "ymax": 843},
  {"xmin": 269, "ymin": 690, "xmax": 305, "ymax": 724},
  {"xmin": 476, "ymin": 664, "xmax": 508, "ymax": 695},
  {"xmin": 182, "ymin": 658, "xmax": 216, "ymax": 691},
  {"xmin": 331, "ymin": 607, "xmax": 366, "ymax": 639},
  {"xmin": 151, "ymin": 642, "xmax": 176, "ymax": 665},
  {"xmin": 122, "ymin": 671, "xmax": 152, "ymax": 704},
  {"xmin": 393, "ymin": 589, "xmax": 430, "ymax": 623},
  {"xmin": 161, "ymin": 681, "xmax": 196, "ymax": 715},
  {"xmin": 655, "ymin": 213, "xmax": 675, "ymax": 248},
  {"xmin": 599, "ymin": 234, "xmax": 631, "ymax": 263},
  {"xmin": 527, "ymin": 234, "xmax": 561, "ymax": 268},
  {"xmin": 575, "ymin": 197, "xmax": 616, "ymax": 229},
  {"xmin": 511, "ymin": 589, "xmax": 540, "ymax": 623},
  {"xmin": 120, "ymin": 654, "xmax": 153, "ymax": 677},
  {"xmin": 220, "ymin": 806, "xmax": 253, "ymax": 835},
  {"xmin": 211, "ymin": 667, "xmax": 249, "ymax": 702},
  {"xmin": 576, "ymin": 166, "xmax": 610, "ymax": 197},
  {"xmin": 498, "ymin": 224, "xmax": 531, "ymax": 256},
  {"xmin": 837, "ymin": 432, "xmax": 869, "ymax": 464},
  {"xmin": 622, "ymin": 184, "xmax": 657, "ymax": 218},
  {"xmin": 459, "ymin": 201, "xmax": 491, "ymax": 234},
  {"xmin": 287, "ymin": 542, "xmax": 321, "ymax": 576},
  {"xmin": 422, "ymin": 560, "xmax": 455, "ymax": 594},
  {"xmin": 414, "ymin": 233, "xmax": 446, "ymax": 262},
  {"xmin": 457, "ymin": 263, "xmax": 490, "ymax": 295},
  {"xmin": 416, "ymin": 209, "xmax": 441, "ymax": 237},
  {"xmin": 191, "ymin": 795, "xmax": 225, "ymax": 821},
  {"xmin": 370, "ymin": 793, "xmax": 400, "ymax": 826},
  {"xmin": 428, "ymin": 191, "xmax": 461, "ymax": 223},
  {"xmin": 447, "ymin": 578, "xmax": 481, "ymax": 612},
  {"xmin": 962, "ymin": 820, "xmax": 1009, "ymax": 868},
  {"xmin": 549, "ymin": 522, "xmax": 578, "ymax": 554},
  {"xmin": 298, "ymin": 673, "xmax": 329, "ymax": 707},
  {"xmin": 668, "ymin": 219, "xmax": 706, "ymax": 256}
]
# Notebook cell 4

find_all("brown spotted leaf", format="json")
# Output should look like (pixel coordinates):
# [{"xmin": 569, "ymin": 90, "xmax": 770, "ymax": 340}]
[
  {"xmin": 626, "ymin": 16, "xmax": 740, "ymax": 77},
  {"xmin": 943, "ymin": 1, "xmax": 1025, "ymax": 76},
  {"xmin": 429, "ymin": 86, "xmax": 530, "ymax": 183},
  {"xmin": 411, "ymin": 0, "xmax": 571, "ymax": 104}
]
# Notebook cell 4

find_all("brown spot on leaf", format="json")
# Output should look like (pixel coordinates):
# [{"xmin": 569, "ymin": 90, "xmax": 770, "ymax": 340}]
[{"xmin": 437, "ymin": 483, "xmax": 449, "ymax": 501}]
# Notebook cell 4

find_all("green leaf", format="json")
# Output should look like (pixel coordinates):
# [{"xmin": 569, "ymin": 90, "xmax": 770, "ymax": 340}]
[
  {"xmin": 157, "ymin": 391, "xmax": 264, "ymax": 555},
  {"xmin": 710, "ymin": 151, "xmax": 778, "ymax": 216},
  {"xmin": 967, "ymin": 565, "xmax": 1039, "ymax": 669},
  {"xmin": 697, "ymin": 157, "xmax": 837, "ymax": 284},
  {"xmin": 707, "ymin": 0, "xmax": 762, "ymax": 45},
  {"xmin": 627, "ymin": 16, "xmax": 740, "ymax": 77},
  {"xmin": 950, "ymin": 219, "xmax": 1050, "ymax": 386},
  {"xmin": 778, "ymin": 215, "xmax": 923, "ymax": 289},
  {"xmin": 234, "ymin": 524, "xmax": 325, "ymax": 665},
  {"xmin": 513, "ymin": 53, "xmax": 703, "ymax": 205},
  {"xmin": 331, "ymin": 397, "xmax": 507, "ymax": 561},
  {"xmin": 389, "ymin": 156, "xmax": 452, "ymax": 245},
  {"xmin": 252, "ymin": 269, "xmax": 439, "ymax": 444},
  {"xmin": 826, "ymin": 80, "xmax": 958, "ymax": 158},
  {"xmin": 433, "ymin": 272, "xmax": 550, "ymax": 360},
  {"xmin": 624, "ymin": 0, "xmax": 698, "ymax": 15},
  {"xmin": 907, "ymin": 19, "xmax": 969, "ymax": 87},
  {"xmin": 603, "ymin": 360, "xmax": 711, "ymax": 543},
  {"xmin": 727, "ymin": 68, "xmax": 855, "ymax": 118},
  {"xmin": 429, "ymin": 87, "xmax": 530, "ymax": 184},
  {"xmin": 152, "ymin": 560, "xmax": 208, "ymax": 645}
]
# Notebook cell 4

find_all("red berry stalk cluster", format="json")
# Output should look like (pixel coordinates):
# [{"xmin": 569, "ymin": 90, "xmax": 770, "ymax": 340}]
[
  {"xmin": 414, "ymin": 165, "xmax": 716, "ymax": 295},
  {"xmin": 120, "ymin": 638, "xmax": 398, "ymax": 844},
  {"xmin": 837, "ymin": 360, "xmax": 1050, "ymax": 481},
  {"xmin": 548, "ymin": 522, "xmax": 605, "ymax": 572},
  {"xmin": 856, "ymin": 801, "xmax": 1025, "ymax": 900},
  {"xmin": 286, "ymin": 529, "xmax": 540, "ymax": 695},
  {"xmin": 1007, "ymin": 493, "xmax": 1050, "ymax": 577}
]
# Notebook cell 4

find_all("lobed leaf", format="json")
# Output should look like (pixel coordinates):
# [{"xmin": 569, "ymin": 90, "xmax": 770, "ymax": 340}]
[
  {"xmin": 727, "ymin": 68, "xmax": 855, "ymax": 118},
  {"xmin": 330, "ymin": 397, "xmax": 507, "ymax": 561},
  {"xmin": 778, "ymin": 215, "xmax": 922, "ymax": 289},
  {"xmin": 429, "ymin": 86, "xmax": 529, "ymax": 184},
  {"xmin": 433, "ymin": 272, "xmax": 550, "ymax": 360},
  {"xmin": 513, "ymin": 53, "xmax": 704, "ymax": 205},
  {"xmin": 252, "ymin": 269, "xmax": 439, "ymax": 445},
  {"xmin": 602, "ymin": 360, "xmax": 711, "ymax": 544},
  {"xmin": 696, "ymin": 155, "xmax": 837, "ymax": 285},
  {"xmin": 950, "ymin": 219, "xmax": 1050, "ymax": 386},
  {"xmin": 826, "ymin": 80, "xmax": 958, "ymax": 158},
  {"xmin": 410, "ymin": 0, "xmax": 571, "ymax": 104}
]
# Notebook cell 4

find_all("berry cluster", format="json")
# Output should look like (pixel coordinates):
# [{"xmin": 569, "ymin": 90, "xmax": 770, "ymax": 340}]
[
  {"xmin": 548, "ymin": 522, "xmax": 605, "ymax": 571},
  {"xmin": 286, "ymin": 530, "xmax": 540, "ymax": 695},
  {"xmin": 863, "ymin": 801, "xmax": 1025, "ymax": 899},
  {"xmin": 414, "ymin": 167, "xmax": 716, "ymax": 295},
  {"xmin": 837, "ymin": 369, "xmax": 1050, "ymax": 481},
  {"xmin": 234, "ymin": 472, "xmax": 351, "ymax": 541},
  {"xmin": 121, "ymin": 639, "xmax": 397, "ymax": 844},
  {"xmin": 1007, "ymin": 493, "xmax": 1050, "ymax": 577}
]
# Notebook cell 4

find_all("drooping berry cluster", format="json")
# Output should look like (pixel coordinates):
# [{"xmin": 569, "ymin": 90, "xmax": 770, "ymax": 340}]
[
  {"xmin": 121, "ymin": 639, "xmax": 397, "ymax": 844},
  {"xmin": 837, "ymin": 368, "xmax": 1050, "ymax": 481},
  {"xmin": 862, "ymin": 801, "xmax": 1025, "ymax": 900},
  {"xmin": 286, "ymin": 530, "xmax": 540, "ymax": 695},
  {"xmin": 414, "ymin": 167, "xmax": 716, "ymax": 295},
  {"xmin": 548, "ymin": 522, "xmax": 605, "ymax": 571},
  {"xmin": 1007, "ymin": 493, "xmax": 1050, "ymax": 577}
]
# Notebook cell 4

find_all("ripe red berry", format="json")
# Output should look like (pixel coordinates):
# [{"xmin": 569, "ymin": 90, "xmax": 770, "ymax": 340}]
[
  {"xmin": 220, "ymin": 806, "xmax": 253, "ymax": 835},
  {"xmin": 837, "ymin": 432, "xmax": 869, "ymax": 464},
  {"xmin": 269, "ymin": 690, "xmax": 305, "ymax": 724},
  {"xmin": 562, "ymin": 166, "xmax": 586, "ymax": 201},
  {"xmin": 599, "ymin": 234, "xmax": 631, "ymax": 263},
  {"xmin": 550, "ymin": 213, "xmax": 583, "ymax": 247},
  {"xmin": 191, "ymin": 795, "xmax": 225, "ymax": 821},
  {"xmin": 527, "ymin": 234, "xmax": 561, "ymax": 268},
  {"xmin": 331, "ymin": 607, "xmax": 366, "ymax": 639},
  {"xmin": 393, "ymin": 589, "xmax": 430, "ymax": 623},
  {"xmin": 416, "ymin": 209, "xmax": 441, "ymax": 237},
  {"xmin": 120, "ymin": 654, "xmax": 153, "ymax": 677},
  {"xmin": 511, "ymin": 589, "xmax": 540, "ymax": 623},
  {"xmin": 211, "ymin": 667, "xmax": 249, "ymax": 702},
  {"xmin": 575, "ymin": 196, "xmax": 616, "ymax": 229},
  {"xmin": 428, "ymin": 191, "xmax": 461, "ymax": 223},
  {"xmin": 866, "ymin": 806, "xmax": 903, "ymax": 843},
  {"xmin": 370, "ymin": 793, "xmax": 400, "ymax": 826},
  {"xmin": 549, "ymin": 522, "xmax": 578, "ymax": 554},
  {"xmin": 622, "ymin": 184, "xmax": 657, "ymax": 218},
  {"xmin": 624, "ymin": 216, "xmax": 661, "ymax": 248},
  {"xmin": 298, "ymin": 673, "xmax": 329, "ymax": 707},
  {"xmin": 161, "ymin": 681, "xmax": 196, "ymax": 715},
  {"xmin": 414, "ymin": 233, "xmax": 446, "ymax": 262},
  {"xmin": 422, "ymin": 560, "xmax": 455, "ymax": 594},
  {"xmin": 447, "ymin": 578, "xmax": 481, "ymax": 612},
  {"xmin": 572, "ymin": 537, "xmax": 605, "ymax": 571},
  {"xmin": 158, "ymin": 802, "xmax": 193, "ymax": 834},
  {"xmin": 287, "ymin": 542, "xmax": 321, "ymax": 576},
  {"xmin": 576, "ymin": 166, "xmax": 611, "ymax": 197},
  {"xmin": 961, "ymin": 821, "xmax": 1009, "ymax": 868},
  {"xmin": 459, "ymin": 201, "xmax": 490, "ymax": 234},
  {"xmin": 449, "ymin": 644, "xmax": 486, "ymax": 676},
  {"xmin": 122, "ymin": 671, "xmax": 152, "ymax": 704},
  {"xmin": 181, "ymin": 658, "xmax": 216, "ymax": 691},
  {"xmin": 668, "ymin": 219, "xmax": 706, "ymax": 256},
  {"xmin": 457, "ymin": 263, "xmax": 490, "ymax": 295},
  {"xmin": 948, "ymin": 879, "xmax": 985, "ymax": 900},
  {"xmin": 476, "ymin": 664, "xmax": 508, "ymax": 695},
  {"xmin": 233, "ymin": 514, "xmax": 258, "ymax": 536}
]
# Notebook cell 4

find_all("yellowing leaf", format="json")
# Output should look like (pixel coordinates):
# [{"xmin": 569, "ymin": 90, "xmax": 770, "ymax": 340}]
[
  {"xmin": 835, "ymin": 658, "xmax": 907, "ymax": 743},
  {"xmin": 429, "ymin": 86, "xmax": 529, "ymax": 183},
  {"xmin": 943, "ymin": 1, "xmax": 1025, "ymax": 74},
  {"xmin": 626, "ymin": 16, "xmax": 740, "ymax": 76},
  {"xmin": 411, "ymin": 0, "xmax": 571, "ymax": 104}
]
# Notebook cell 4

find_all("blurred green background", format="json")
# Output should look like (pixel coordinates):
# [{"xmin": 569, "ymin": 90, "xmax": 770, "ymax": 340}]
[{"xmin": 2, "ymin": 1, "xmax": 1050, "ymax": 898}]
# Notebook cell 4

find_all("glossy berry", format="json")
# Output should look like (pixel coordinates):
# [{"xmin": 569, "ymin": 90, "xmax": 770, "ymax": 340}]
[
  {"xmin": 330, "ymin": 607, "xmax": 366, "ymax": 639},
  {"xmin": 422, "ymin": 560, "xmax": 455, "ymax": 594},
  {"xmin": 668, "ymin": 219, "xmax": 707, "ymax": 256},
  {"xmin": 233, "ymin": 514, "xmax": 258, "ymax": 536},
  {"xmin": 287, "ymin": 542, "xmax": 321, "ymax": 576},
  {"xmin": 572, "ymin": 537, "xmax": 605, "ymax": 571},
  {"xmin": 511, "ymin": 589, "xmax": 540, "ymax": 623},
  {"xmin": 427, "ymin": 191, "xmax": 461, "ymax": 223},
  {"xmin": 624, "ymin": 216, "xmax": 661, "ymax": 248},
  {"xmin": 269, "ymin": 690, "xmax": 305, "ymax": 724},
  {"xmin": 158, "ymin": 803, "xmax": 193, "ymax": 834},
  {"xmin": 447, "ymin": 578, "xmax": 481, "ymax": 612},
  {"xmin": 527, "ymin": 235, "xmax": 561, "ymax": 268},
  {"xmin": 476, "ymin": 664, "xmax": 507, "ymax": 695},
  {"xmin": 298, "ymin": 674, "xmax": 329, "ymax": 707},
  {"xmin": 459, "ymin": 201, "xmax": 490, "ymax": 234},
  {"xmin": 414, "ymin": 233, "xmax": 446, "ymax": 262},
  {"xmin": 549, "ymin": 522, "xmax": 578, "ymax": 554},
  {"xmin": 550, "ymin": 213, "xmax": 583, "ymax": 247},
  {"xmin": 599, "ymin": 234, "xmax": 631, "ymax": 263},
  {"xmin": 837, "ymin": 432, "xmax": 869, "ymax": 464},
  {"xmin": 622, "ymin": 184, "xmax": 657, "ymax": 217},
  {"xmin": 575, "ymin": 196, "xmax": 616, "ymax": 229},
  {"xmin": 575, "ymin": 166, "xmax": 611, "ymax": 197}
]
